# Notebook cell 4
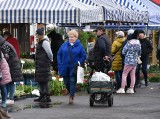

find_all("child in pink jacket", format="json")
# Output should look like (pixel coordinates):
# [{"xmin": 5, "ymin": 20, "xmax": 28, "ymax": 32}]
[{"xmin": 0, "ymin": 50, "xmax": 12, "ymax": 108}]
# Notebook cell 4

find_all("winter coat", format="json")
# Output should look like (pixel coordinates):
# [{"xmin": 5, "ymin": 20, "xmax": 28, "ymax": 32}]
[
  {"xmin": 0, "ymin": 37, "xmax": 23, "ymax": 82},
  {"xmin": 0, "ymin": 52, "xmax": 12, "ymax": 85},
  {"xmin": 139, "ymin": 38, "xmax": 153, "ymax": 57},
  {"xmin": 93, "ymin": 33, "xmax": 112, "ymax": 72},
  {"xmin": 35, "ymin": 39, "xmax": 52, "ymax": 82},
  {"xmin": 6, "ymin": 36, "xmax": 20, "ymax": 59},
  {"xmin": 112, "ymin": 37, "xmax": 125, "ymax": 71},
  {"xmin": 122, "ymin": 39, "xmax": 141, "ymax": 65},
  {"xmin": 57, "ymin": 39, "xmax": 86, "ymax": 77},
  {"xmin": 94, "ymin": 33, "xmax": 112, "ymax": 61},
  {"xmin": 121, "ymin": 34, "xmax": 133, "ymax": 67}
]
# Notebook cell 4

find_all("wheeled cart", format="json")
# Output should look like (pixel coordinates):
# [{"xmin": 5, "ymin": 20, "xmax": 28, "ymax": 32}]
[{"xmin": 89, "ymin": 79, "xmax": 114, "ymax": 107}]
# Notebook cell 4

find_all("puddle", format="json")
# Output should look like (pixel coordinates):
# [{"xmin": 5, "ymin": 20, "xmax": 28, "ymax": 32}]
[{"xmin": 4, "ymin": 102, "xmax": 63, "ymax": 113}]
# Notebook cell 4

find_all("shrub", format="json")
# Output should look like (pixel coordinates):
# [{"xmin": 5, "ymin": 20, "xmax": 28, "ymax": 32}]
[{"xmin": 49, "ymin": 80, "xmax": 64, "ymax": 96}]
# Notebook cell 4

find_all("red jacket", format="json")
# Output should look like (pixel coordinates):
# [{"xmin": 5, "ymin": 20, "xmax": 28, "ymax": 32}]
[{"xmin": 6, "ymin": 36, "xmax": 20, "ymax": 59}]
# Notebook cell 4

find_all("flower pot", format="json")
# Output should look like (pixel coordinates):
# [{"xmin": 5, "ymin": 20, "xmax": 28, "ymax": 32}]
[{"xmin": 61, "ymin": 89, "xmax": 68, "ymax": 95}]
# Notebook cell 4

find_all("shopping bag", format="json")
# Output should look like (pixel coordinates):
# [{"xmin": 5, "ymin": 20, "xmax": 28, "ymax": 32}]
[
  {"xmin": 77, "ymin": 62, "xmax": 84, "ymax": 84},
  {"xmin": 137, "ymin": 56, "xmax": 142, "ymax": 64},
  {"xmin": 90, "ymin": 72, "xmax": 110, "ymax": 82}
]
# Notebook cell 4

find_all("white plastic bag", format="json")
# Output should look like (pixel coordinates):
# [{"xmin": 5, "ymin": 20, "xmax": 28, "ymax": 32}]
[
  {"xmin": 90, "ymin": 72, "xmax": 110, "ymax": 82},
  {"xmin": 77, "ymin": 62, "xmax": 84, "ymax": 84}
]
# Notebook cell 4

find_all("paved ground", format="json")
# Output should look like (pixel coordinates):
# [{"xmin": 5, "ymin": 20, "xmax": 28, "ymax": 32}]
[{"xmin": 7, "ymin": 83, "xmax": 160, "ymax": 119}]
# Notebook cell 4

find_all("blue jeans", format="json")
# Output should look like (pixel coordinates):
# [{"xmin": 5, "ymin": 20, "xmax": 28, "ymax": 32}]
[
  {"xmin": 63, "ymin": 75, "xmax": 77, "ymax": 97},
  {"xmin": 6, "ymin": 82, "xmax": 15, "ymax": 100},
  {"xmin": 0, "ymin": 84, "xmax": 7, "ymax": 104}
]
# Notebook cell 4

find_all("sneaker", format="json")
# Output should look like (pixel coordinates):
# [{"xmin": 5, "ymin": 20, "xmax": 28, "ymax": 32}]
[
  {"xmin": 126, "ymin": 88, "xmax": 134, "ymax": 94},
  {"xmin": 116, "ymin": 88, "xmax": 125, "ymax": 94},
  {"xmin": 1, "ymin": 102, "xmax": 6, "ymax": 108},
  {"xmin": 6, "ymin": 100, "xmax": 14, "ymax": 105}
]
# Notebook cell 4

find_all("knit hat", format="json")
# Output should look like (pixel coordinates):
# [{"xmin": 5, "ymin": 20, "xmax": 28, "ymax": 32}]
[
  {"xmin": 116, "ymin": 31, "xmax": 124, "ymax": 37},
  {"xmin": 36, "ymin": 28, "xmax": 44, "ymax": 35},
  {"xmin": 127, "ymin": 29, "xmax": 134, "ymax": 35}
]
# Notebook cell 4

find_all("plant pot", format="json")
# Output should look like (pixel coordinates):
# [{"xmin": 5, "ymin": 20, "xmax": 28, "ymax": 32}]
[
  {"xmin": 76, "ymin": 85, "xmax": 81, "ymax": 92},
  {"xmin": 61, "ymin": 89, "xmax": 68, "ymax": 95}
]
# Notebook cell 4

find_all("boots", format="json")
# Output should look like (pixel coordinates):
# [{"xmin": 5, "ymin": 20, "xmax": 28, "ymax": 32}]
[
  {"xmin": 40, "ymin": 94, "xmax": 51, "ymax": 102},
  {"xmin": 34, "ymin": 93, "xmax": 44, "ymax": 102}
]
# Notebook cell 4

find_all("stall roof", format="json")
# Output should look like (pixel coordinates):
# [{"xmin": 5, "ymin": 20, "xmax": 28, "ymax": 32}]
[
  {"xmin": 114, "ymin": 0, "xmax": 160, "ymax": 27},
  {"xmin": 0, "ymin": 0, "xmax": 104, "ymax": 24},
  {"xmin": 0, "ymin": 0, "xmax": 80, "ymax": 23},
  {"xmin": 79, "ymin": 0, "xmax": 148, "ymax": 23},
  {"xmin": 142, "ymin": 0, "xmax": 160, "ymax": 26},
  {"xmin": 65, "ymin": 0, "xmax": 104, "ymax": 23}
]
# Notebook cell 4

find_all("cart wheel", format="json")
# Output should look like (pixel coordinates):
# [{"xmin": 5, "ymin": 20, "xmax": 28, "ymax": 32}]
[
  {"xmin": 90, "ymin": 95, "xmax": 94, "ymax": 107},
  {"xmin": 108, "ymin": 94, "xmax": 113, "ymax": 107}
]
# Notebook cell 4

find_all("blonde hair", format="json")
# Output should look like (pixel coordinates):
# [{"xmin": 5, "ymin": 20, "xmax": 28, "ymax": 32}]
[{"xmin": 68, "ymin": 30, "xmax": 78, "ymax": 38}]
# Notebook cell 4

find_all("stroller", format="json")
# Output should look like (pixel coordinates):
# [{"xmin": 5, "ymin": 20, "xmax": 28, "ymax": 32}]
[{"xmin": 87, "ymin": 58, "xmax": 114, "ymax": 107}]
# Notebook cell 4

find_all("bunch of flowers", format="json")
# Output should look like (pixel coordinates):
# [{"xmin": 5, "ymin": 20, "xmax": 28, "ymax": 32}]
[{"xmin": 22, "ymin": 69, "xmax": 35, "ymax": 74}]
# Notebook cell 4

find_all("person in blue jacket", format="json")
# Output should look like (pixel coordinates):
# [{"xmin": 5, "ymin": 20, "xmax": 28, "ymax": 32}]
[{"xmin": 57, "ymin": 30, "xmax": 86, "ymax": 104}]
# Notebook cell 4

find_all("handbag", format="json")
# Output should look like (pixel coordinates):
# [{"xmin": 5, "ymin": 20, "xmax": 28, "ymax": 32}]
[{"xmin": 137, "ymin": 56, "xmax": 142, "ymax": 64}]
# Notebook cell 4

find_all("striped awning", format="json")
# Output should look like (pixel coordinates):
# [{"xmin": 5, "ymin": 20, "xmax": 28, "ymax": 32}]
[
  {"xmin": 0, "ymin": 0, "xmax": 80, "ymax": 24},
  {"xmin": 66, "ymin": 0, "xmax": 104, "ymax": 23},
  {"xmin": 81, "ymin": 0, "xmax": 148, "ymax": 23},
  {"xmin": 114, "ymin": 0, "xmax": 148, "ymax": 11},
  {"xmin": 0, "ymin": 0, "xmax": 105, "ymax": 24},
  {"xmin": 142, "ymin": 0, "xmax": 160, "ymax": 25}
]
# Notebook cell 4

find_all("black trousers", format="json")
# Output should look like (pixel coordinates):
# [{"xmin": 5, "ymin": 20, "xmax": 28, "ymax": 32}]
[{"xmin": 39, "ymin": 82, "xmax": 50, "ymax": 95}]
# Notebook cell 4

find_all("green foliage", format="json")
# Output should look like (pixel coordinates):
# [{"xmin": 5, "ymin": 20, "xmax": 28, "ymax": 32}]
[
  {"xmin": 20, "ymin": 52, "xmax": 30, "ymax": 58},
  {"xmin": 149, "ymin": 76, "xmax": 160, "ymax": 82},
  {"xmin": 148, "ymin": 65, "xmax": 160, "ymax": 82},
  {"xmin": 49, "ymin": 80, "xmax": 64, "ymax": 96},
  {"xmin": 78, "ymin": 31, "xmax": 89, "ymax": 51},
  {"xmin": 148, "ymin": 64, "xmax": 159, "ymax": 73},
  {"xmin": 87, "ymin": 32, "xmax": 97, "ymax": 41},
  {"xmin": 77, "ymin": 82, "xmax": 88, "ymax": 91},
  {"xmin": 15, "ymin": 85, "xmax": 38, "ymax": 97},
  {"xmin": 22, "ymin": 59, "xmax": 35, "ymax": 69}
]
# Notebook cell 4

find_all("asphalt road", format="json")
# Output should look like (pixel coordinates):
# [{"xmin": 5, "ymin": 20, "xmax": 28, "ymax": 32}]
[{"xmin": 9, "ymin": 83, "xmax": 160, "ymax": 119}]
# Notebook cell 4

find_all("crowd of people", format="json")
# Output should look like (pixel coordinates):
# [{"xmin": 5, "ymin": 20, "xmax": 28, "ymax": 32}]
[{"xmin": 0, "ymin": 26, "xmax": 153, "ymax": 118}]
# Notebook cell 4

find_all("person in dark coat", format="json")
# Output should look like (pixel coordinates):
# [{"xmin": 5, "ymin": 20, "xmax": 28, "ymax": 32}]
[
  {"xmin": 94, "ymin": 25, "xmax": 112, "ymax": 73},
  {"xmin": 34, "ymin": 28, "xmax": 53, "ymax": 103},
  {"xmin": 47, "ymin": 30, "xmax": 64, "ymax": 73},
  {"xmin": 3, "ymin": 31, "xmax": 20, "ymax": 59},
  {"xmin": 57, "ymin": 30, "xmax": 86, "ymax": 104},
  {"xmin": 0, "ymin": 35, "xmax": 23, "ymax": 105},
  {"xmin": 136, "ymin": 30, "xmax": 153, "ymax": 87}
]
